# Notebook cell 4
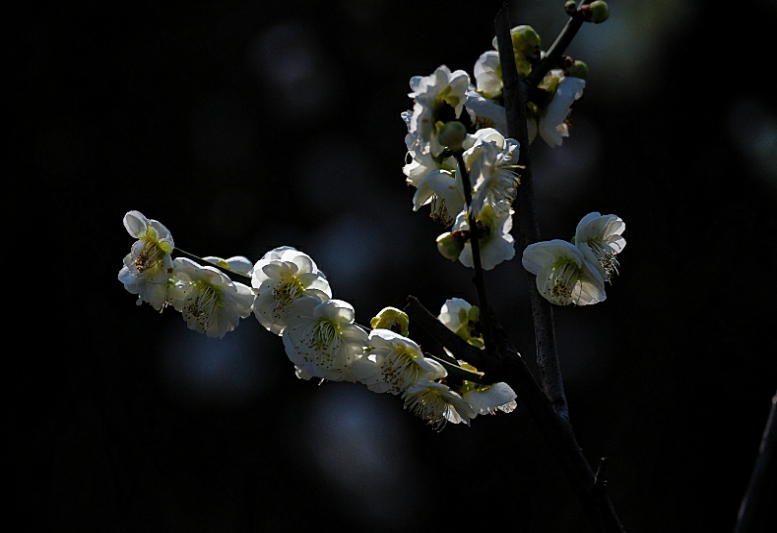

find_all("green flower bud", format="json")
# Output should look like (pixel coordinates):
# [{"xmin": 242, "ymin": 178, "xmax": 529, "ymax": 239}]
[
  {"xmin": 437, "ymin": 121, "xmax": 467, "ymax": 151},
  {"xmin": 436, "ymin": 231, "xmax": 465, "ymax": 261},
  {"xmin": 564, "ymin": 1, "xmax": 578, "ymax": 16},
  {"xmin": 509, "ymin": 25, "xmax": 541, "ymax": 78},
  {"xmin": 564, "ymin": 59, "xmax": 588, "ymax": 80},
  {"xmin": 582, "ymin": 1, "xmax": 609, "ymax": 24},
  {"xmin": 370, "ymin": 306, "xmax": 410, "ymax": 336}
]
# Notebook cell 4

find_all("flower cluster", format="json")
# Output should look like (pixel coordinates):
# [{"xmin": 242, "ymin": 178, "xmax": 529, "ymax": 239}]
[
  {"xmin": 118, "ymin": 211, "xmax": 255, "ymax": 338},
  {"xmin": 118, "ymin": 212, "xmax": 516, "ymax": 430},
  {"xmin": 522, "ymin": 212, "xmax": 626, "ymax": 306},
  {"xmin": 467, "ymin": 24, "xmax": 587, "ymax": 146},
  {"xmin": 402, "ymin": 24, "xmax": 587, "ymax": 270}
]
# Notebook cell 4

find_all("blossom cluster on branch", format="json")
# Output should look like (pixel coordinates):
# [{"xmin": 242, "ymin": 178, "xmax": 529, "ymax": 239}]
[
  {"xmin": 118, "ymin": 211, "xmax": 516, "ymax": 430},
  {"xmin": 118, "ymin": 14, "xmax": 624, "ymax": 430}
]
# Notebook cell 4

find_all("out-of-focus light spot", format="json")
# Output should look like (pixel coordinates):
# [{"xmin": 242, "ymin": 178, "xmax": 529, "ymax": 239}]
[
  {"xmin": 308, "ymin": 213, "xmax": 397, "ymax": 300},
  {"xmin": 247, "ymin": 21, "xmax": 337, "ymax": 120},
  {"xmin": 157, "ymin": 317, "xmax": 275, "ymax": 409},
  {"xmin": 302, "ymin": 384, "xmax": 420, "ymax": 529},
  {"xmin": 728, "ymin": 97, "xmax": 777, "ymax": 191}
]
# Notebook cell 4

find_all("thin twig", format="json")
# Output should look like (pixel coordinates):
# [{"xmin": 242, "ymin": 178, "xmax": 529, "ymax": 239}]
[
  {"xmin": 526, "ymin": 1, "xmax": 593, "ymax": 90},
  {"xmin": 734, "ymin": 390, "xmax": 777, "ymax": 533},
  {"xmin": 495, "ymin": 2, "xmax": 567, "ymax": 419},
  {"xmin": 454, "ymin": 150, "xmax": 495, "ymax": 348}
]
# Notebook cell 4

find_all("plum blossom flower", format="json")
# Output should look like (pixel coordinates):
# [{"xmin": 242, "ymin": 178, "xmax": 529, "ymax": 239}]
[
  {"xmin": 460, "ymin": 382, "xmax": 518, "ymax": 417},
  {"xmin": 412, "ymin": 169, "xmax": 465, "ymax": 227},
  {"xmin": 402, "ymin": 381, "xmax": 476, "ymax": 431},
  {"xmin": 472, "ymin": 50, "xmax": 502, "ymax": 99},
  {"xmin": 464, "ymin": 91, "xmax": 508, "ymax": 135},
  {"xmin": 350, "ymin": 329, "xmax": 446, "ymax": 395},
  {"xmin": 282, "ymin": 297, "xmax": 368, "ymax": 382},
  {"xmin": 118, "ymin": 210, "xmax": 176, "ymax": 311},
  {"xmin": 402, "ymin": 123, "xmax": 456, "ymax": 187},
  {"xmin": 203, "ymin": 255, "xmax": 254, "ymax": 277},
  {"xmin": 463, "ymin": 129, "xmax": 520, "ymax": 218},
  {"xmin": 528, "ymin": 70, "xmax": 585, "ymax": 147},
  {"xmin": 169, "ymin": 257, "xmax": 256, "ymax": 339},
  {"xmin": 251, "ymin": 247, "xmax": 331, "ymax": 335},
  {"xmin": 405, "ymin": 65, "xmax": 470, "ymax": 157},
  {"xmin": 522, "ymin": 239, "xmax": 605, "ymax": 306},
  {"xmin": 452, "ymin": 205, "xmax": 516, "ymax": 271},
  {"xmin": 573, "ymin": 212, "xmax": 626, "ymax": 282},
  {"xmin": 438, "ymin": 298, "xmax": 484, "ymax": 349}
]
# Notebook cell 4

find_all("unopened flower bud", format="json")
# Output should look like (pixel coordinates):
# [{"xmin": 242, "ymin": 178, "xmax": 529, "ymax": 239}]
[
  {"xmin": 437, "ymin": 121, "xmax": 467, "ymax": 151},
  {"xmin": 564, "ymin": 59, "xmax": 588, "ymax": 79},
  {"xmin": 436, "ymin": 232, "xmax": 465, "ymax": 261},
  {"xmin": 582, "ymin": 1, "xmax": 609, "ymax": 24},
  {"xmin": 492, "ymin": 25, "xmax": 541, "ymax": 78},
  {"xmin": 564, "ymin": 1, "xmax": 578, "ymax": 16},
  {"xmin": 370, "ymin": 307, "xmax": 410, "ymax": 336}
]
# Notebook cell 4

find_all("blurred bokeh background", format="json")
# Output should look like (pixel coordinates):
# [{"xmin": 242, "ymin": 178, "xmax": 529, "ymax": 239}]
[{"xmin": 15, "ymin": 0, "xmax": 777, "ymax": 531}]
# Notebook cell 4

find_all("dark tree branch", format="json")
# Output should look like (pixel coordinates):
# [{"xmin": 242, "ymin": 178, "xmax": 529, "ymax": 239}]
[
  {"xmin": 495, "ymin": 2, "xmax": 567, "ymax": 419},
  {"xmin": 734, "ymin": 391, "xmax": 777, "ymax": 533}
]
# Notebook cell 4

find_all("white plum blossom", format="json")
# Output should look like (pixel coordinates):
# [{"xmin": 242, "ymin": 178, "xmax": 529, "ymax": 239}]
[
  {"xmin": 282, "ymin": 297, "xmax": 369, "ymax": 382},
  {"xmin": 118, "ymin": 210, "xmax": 176, "ymax": 311},
  {"xmin": 402, "ymin": 121, "xmax": 456, "ymax": 187},
  {"xmin": 203, "ymin": 255, "xmax": 254, "ymax": 277},
  {"xmin": 453, "ymin": 205, "xmax": 516, "ymax": 271},
  {"xmin": 412, "ymin": 169, "xmax": 465, "ymax": 227},
  {"xmin": 463, "ymin": 129, "xmax": 520, "ymax": 217},
  {"xmin": 473, "ymin": 50, "xmax": 502, "ymax": 99},
  {"xmin": 574, "ymin": 212, "xmax": 626, "ymax": 282},
  {"xmin": 169, "ymin": 257, "xmax": 256, "ymax": 339},
  {"xmin": 350, "ymin": 329, "xmax": 446, "ymax": 395},
  {"xmin": 522, "ymin": 239, "xmax": 606, "ymax": 306},
  {"xmin": 529, "ymin": 70, "xmax": 585, "ymax": 147},
  {"xmin": 439, "ymin": 298, "xmax": 484, "ymax": 348},
  {"xmin": 460, "ymin": 382, "xmax": 518, "ymax": 417},
  {"xmin": 464, "ymin": 91, "xmax": 508, "ymax": 135},
  {"xmin": 402, "ymin": 381, "xmax": 476, "ymax": 431},
  {"xmin": 406, "ymin": 65, "xmax": 470, "ymax": 157},
  {"xmin": 251, "ymin": 247, "xmax": 332, "ymax": 335}
]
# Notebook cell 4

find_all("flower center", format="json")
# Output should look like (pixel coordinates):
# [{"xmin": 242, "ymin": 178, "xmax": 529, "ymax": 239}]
[
  {"xmin": 549, "ymin": 258, "xmax": 582, "ymax": 305},
  {"xmin": 305, "ymin": 318, "xmax": 342, "ymax": 369},
  {"xmin": 381, "ymin": 346, "xmax": 422, "ymax": 393},
  {"xmin": 271, "ymin": 275, "xmax": 306, "ymax": 320},
  {"xmin": 586, "ymin": 238, "xmax": 620, "ymax": 279},
  {"xmin": 134, "ymin": 238, "xmax": 166, "ymax": 273},
  {"xmin": 404, "ymin": 386, "xmax": 452, "ymax": 431},
  {"xmin": 184, "ymin": 281, "xmax": 221, "ymax": 330}
]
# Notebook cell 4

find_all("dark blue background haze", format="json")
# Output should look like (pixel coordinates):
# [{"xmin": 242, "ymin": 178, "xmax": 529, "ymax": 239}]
[{"xmin": 14, "ymin": 0, "xmax": 777, "ymax": 532}]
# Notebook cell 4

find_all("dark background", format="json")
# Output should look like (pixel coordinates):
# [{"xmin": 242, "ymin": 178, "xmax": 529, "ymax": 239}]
[{"xmin": 15, "ymin": 0, "xmax": 777, "ymax": 532}]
